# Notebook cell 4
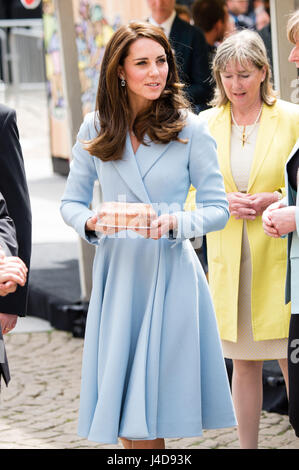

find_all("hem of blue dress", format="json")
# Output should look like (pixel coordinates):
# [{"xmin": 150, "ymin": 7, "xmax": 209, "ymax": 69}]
[{"xmin": 78, "ymin": 419, "xmax": 237, "ymax": 445}]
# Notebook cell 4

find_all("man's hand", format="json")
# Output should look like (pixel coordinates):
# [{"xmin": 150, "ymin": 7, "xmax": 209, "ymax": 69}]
[{"xmin": 0, "ymin": 252, "xmax": 27, "ymax": 296}]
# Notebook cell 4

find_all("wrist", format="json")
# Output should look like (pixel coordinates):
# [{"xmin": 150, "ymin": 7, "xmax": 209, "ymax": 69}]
[
  {"xmin": 85, "ymin": 216, "xmax": 96, "ymax": 232},
  {"xmin": 273, "ymin": 190, "xmax": 283, "ymax": 202}
]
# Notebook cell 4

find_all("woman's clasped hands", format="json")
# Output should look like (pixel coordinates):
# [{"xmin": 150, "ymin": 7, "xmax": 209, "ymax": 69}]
[{"xmin": 228, "ymin": 192, "xmax": 278, "ymax": 220}]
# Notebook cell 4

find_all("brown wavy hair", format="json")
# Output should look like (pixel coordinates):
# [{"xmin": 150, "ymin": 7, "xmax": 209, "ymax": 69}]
[{"xmin": 85, "ymin": 22, "xmax": 190, "ymax": 161}]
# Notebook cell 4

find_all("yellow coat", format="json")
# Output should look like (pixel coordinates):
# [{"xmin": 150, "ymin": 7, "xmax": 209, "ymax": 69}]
[{"xmin": 194, "ymin": 100, "xmax": 299, "ymax": 342}]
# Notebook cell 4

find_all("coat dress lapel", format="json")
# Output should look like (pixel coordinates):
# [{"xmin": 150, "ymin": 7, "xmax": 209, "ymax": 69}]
[
  {"xmin": 210, "ymin": 102, "xmax": 279, "ymax": 194},
  {"xmin": 247, "ymin": 103, "xmax": 279, "ymax": 193},
  {"xmin": 210, "ymin": 103, "xmax": 238, "ymax": 193},
  {"xmin": 111, "ymin": 133, "xmax": 171, "ymax": 203},
  {"xmin": 135, "ymin": 135, "xmax": 171, "ymax": 179}
]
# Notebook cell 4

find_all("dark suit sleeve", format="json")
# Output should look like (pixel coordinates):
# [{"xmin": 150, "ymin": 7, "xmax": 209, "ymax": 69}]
[
  {"xmin": 187, "ymin": 26, "xmax": 214, "ymax": 110},
  {"xmin": 0, "ymin": 195, "xmax": 14, "ymax": 388},
  {"xmin": 0, "ymin": 192, "xmax": 18, "ymax": 257},
  {"xmin": 169, "ymin": 17, "xmax": 214, "ymax": 111},
  {"xmin": 0, "ymin": 106, "xmax": 32, "ymax": 316}
]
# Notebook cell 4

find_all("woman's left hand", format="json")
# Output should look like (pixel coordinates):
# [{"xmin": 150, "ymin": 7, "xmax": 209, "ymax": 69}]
[
  {"xmin": 147, "ymin": 214, "xmax": 178, "ymax": 240},
  {"xmin": 247, "ymin": 192, "xmax": 277, "ymax": 216}
]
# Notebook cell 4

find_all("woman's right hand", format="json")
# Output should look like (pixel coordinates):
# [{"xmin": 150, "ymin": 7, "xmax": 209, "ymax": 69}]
[
  {"xmin": 85, "ymin": 213, "xmax": 122, "ymax": 235},
  {"xmin": 85, "ymin": 214, "xmax": 98, "ymax": 232},
  {"xmin": 227, "ymin": 192, "xmax": 256, "ymax": 220}
]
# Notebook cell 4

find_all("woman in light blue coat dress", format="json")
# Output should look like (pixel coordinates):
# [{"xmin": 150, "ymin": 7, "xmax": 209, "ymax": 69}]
[{"xmin": 61, "ymin": 22, "xmax": 236, "ymax": 449}]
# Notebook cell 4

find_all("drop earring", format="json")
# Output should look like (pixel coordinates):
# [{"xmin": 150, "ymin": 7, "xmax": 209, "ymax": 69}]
[{"xmin": 121, "ymin": 78, "xmax": 126, "ymax": 87}]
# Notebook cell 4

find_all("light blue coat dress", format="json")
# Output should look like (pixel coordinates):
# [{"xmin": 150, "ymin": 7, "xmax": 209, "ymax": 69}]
[
  {"xmin": 285, "ymin": 138, "xmax": 299, "ymax": 313},
  {"xmin": 60, "ymin": 110, "xmax": 236, "ymax": 444}
]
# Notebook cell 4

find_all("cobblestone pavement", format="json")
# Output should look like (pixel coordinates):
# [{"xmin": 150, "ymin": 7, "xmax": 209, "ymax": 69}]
[{"xmin": 0, "ymin": 329, "xmax": 299, "ymax": 450}]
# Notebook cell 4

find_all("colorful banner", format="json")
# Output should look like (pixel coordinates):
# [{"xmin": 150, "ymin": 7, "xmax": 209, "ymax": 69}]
[
  {"xmin": 43, "ymin": 0, "xmax": 69, "ymax": 161},
  {"xmin": 42, "ymin": 0, "xmax": 118, "ymax": 166},
  {"xmin": 73, "ymin": 0, "xmax": 117, "ymax": 115}
]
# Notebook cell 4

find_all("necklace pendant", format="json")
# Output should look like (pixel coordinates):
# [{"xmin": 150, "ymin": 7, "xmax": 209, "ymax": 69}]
[{"xmin": 242, "ymin": 128, "xmax": 246, "ymax": 147}]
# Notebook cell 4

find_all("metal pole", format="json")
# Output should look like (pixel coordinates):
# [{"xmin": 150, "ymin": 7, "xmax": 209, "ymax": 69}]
[{"xmin": 0, "ymin": 29, "xmax": 9, "ymax": 84}]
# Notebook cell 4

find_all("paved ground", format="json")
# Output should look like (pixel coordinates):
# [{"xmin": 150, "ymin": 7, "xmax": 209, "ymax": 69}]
[
  {"xmin": 0, "ymin": 328, "xmax": 298, "ymax": 450},
  {"xmin": 0, "ymin": 86, "xmax": 299, "ymax": 450}
]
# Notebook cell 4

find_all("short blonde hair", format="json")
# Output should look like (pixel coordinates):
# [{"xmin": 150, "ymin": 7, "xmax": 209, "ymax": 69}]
[
  {"xmin": 210, "ymin": 29, "xmax": 277, "ymax": 107},
  {"xmin": 287, "ymin": 9, "xmax": 299, "ymax": 44}
]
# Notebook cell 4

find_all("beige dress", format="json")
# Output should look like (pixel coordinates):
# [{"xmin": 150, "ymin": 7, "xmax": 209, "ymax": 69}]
[{"xmin": 221, "ymin": 123, "xmax": 288, "ymax": 360}]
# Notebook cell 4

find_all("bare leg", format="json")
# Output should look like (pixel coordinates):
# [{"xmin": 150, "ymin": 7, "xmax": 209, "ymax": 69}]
[
  {"xmin": 119, "ymin": 438, "xmax": 133, "ymax": 449},
  {"xmin": 232, "ymin": 359, "xmax": 264, "ymax": 449},
  {"xmin": 278, "ymin": 358, "xmax": 289, "ymax": 397},
  {"xmin": 132, "ymin": 438, "xmax": 165, "ymax": 449}
]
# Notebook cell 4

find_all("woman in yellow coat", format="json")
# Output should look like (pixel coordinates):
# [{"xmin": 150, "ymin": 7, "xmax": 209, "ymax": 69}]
[{"xmin": 198, "ymin": 30, "xmax": 299, "ymax": 448}]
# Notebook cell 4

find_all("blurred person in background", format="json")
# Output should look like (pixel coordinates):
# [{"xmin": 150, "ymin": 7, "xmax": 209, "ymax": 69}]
[
  {"xmin": 174, "ymin": 3, "xmax": 192, "ymax": 23},
  {"xmin": 227, "ymin": 0, "xmax": 270, "ymax": 31},
  {"xmin": 147, "ymin": 0, "xmax": 213, "ymax": 111},
  {"xmin": 257, "ymin": 1, "xmax": 272, "ymax": 71},
  {"xmin": 227, "ymin": 0, "xmax": 255, "ymax": 29},
  {"xmin": 192, "ymin": 0, "xmax": 230, "ymax": 63},
  {"xmin": 253, "ymin": 1, "xmax": 270, "ymax": 31}
]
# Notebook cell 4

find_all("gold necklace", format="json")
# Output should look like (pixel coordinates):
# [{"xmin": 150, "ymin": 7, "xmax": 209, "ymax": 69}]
[{"xmin": 231, "ymin": 104, "xmax": 263, "ymax": 147}]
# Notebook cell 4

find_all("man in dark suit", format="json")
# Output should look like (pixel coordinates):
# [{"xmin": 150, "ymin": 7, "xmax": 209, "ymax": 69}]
[
  {"xmin": 0, "ymin": 191, "xmax": 27, "ymax": 389},
  {"xmin": 147, "ymin": 0, "xmax": 214, "ymax": 111},
  {"xmin": 0, "ymin": 104, "xmax": 32, "ymax": 335},
  {"xmin": 192, "ymin": 0, "xmax": 229, "ymax": 64}
]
